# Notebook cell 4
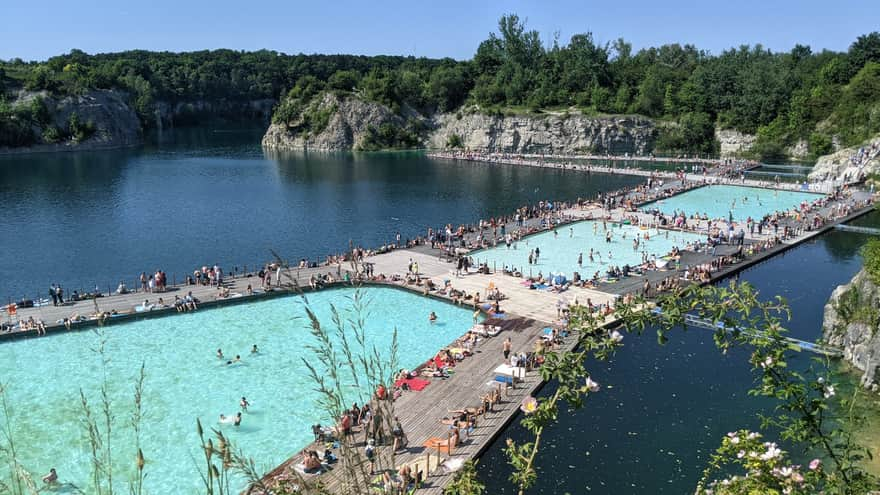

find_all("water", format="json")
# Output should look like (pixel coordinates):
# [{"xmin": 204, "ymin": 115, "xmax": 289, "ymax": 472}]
[
  {"xmin": 643, "ymin": 184, "xmax": 823, "ymax": 222},
  {"xmin": 471, "ymin": 221, "xmax": 704, "ymax": 279},
  {"xmin": 0, "ymin": 126, "xmax": 642, "ymax": 300},
  {"xmin": 0, "ymin": 285, "xmax": 476, "ymax": 493},
  {"xmin": 477, "ymin": 212, "xmax": 880, "ymax": 494}
]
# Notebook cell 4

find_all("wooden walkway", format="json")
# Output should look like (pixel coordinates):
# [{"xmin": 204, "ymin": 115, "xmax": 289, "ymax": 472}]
[{"xmin": 255, "ymin": 313, "xmax": 598, "ymax": 495}]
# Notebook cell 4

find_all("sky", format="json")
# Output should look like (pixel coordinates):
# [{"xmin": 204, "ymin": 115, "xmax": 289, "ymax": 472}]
[{"xmin": 2, "ymin": 0, "xmax": 879, "ymax": 61}]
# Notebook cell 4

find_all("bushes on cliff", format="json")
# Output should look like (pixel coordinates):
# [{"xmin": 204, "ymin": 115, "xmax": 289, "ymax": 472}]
[{"xmin": 863, "ymin": 238, "xmax": 880, "ymax": 285}]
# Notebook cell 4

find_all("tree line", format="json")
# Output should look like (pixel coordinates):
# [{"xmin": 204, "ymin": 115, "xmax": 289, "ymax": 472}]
[{"xmin": 1, "ymin": 14, "xmax": 879, "ymax": 157}]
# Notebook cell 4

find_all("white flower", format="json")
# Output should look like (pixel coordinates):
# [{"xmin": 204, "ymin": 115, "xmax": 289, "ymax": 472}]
[
  {"xmin": 809, "ymin": 459, "xmax": 821, "ymax": 470},
  {"xmin": 760, "ymin": 356, "xmax": 773, "ymax": 368},
  {"xmin": 817, "ymin": 376, "xmax": 825, "ymax": 384},
  {"xmin": 609, "ymin": 330, "xmax": 623, "ymax": 343},
  {"xmin": 736, "ymin": 450, "xmax": 745, "ymax": 459},
  {"xmin": 730, "ymin": 436, "xmax": 740, "ymax": 444},
  {"xmin": 823, "ymin": 385, "xmax": 835, "ymax": 399},
  {"xmin": 780, "ymin": 466, "xmax": 793, "ymax": 477},
  {"xmin": 585, "ymin": 377, "xmax": 600, "ymax": 392},
  {"xmin": 747, "ymin": 432, "xmax": 759, "ymax": 439},
  {"xmin": 759, "ymin": 443, "xmax": 782, "ymax": 461}
]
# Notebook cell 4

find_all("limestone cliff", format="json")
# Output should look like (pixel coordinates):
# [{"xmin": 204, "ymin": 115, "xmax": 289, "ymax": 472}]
[
  {"xmin": 1, "ymin": 89, "xmax": 142, "ymax": 153},
  {"xmin": 428, "ymin": 112, "xmax": 655, "ymax": 154},
  {"xmin": 262, "ymin": 92, "xmax": 414, "ymax": 151},
  {"xmin": 262, "ymin": 94, "xmax": 658, "ymax": 154},
  {"xmin": 715, "ymin": 128, "xmax": 756, "ymax": 157},
  {"xmin": 809, "ymin": 134, "xmax": 880, "ymax": 181},
  {"xmin": 823, "ymin": 269, "xmax": 880, "ymax": 386}
]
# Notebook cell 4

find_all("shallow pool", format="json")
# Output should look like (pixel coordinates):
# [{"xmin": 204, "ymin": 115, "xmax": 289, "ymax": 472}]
[
  {"xmin": 643, "ymin": 185, "xmax": 823, "ymax": 222},
  {"xmin": 0, "ymin": 286, "xmax": 473, "ymax": 493},
  {"xmin": 471, "ymin": 220, "xmax": 705, "ymax": 280}
]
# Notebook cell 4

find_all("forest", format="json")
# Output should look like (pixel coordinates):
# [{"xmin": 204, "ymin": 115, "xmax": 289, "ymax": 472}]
[{"xmin": 1, "ymin": 15, "xmax": 879, "ymax": 157}]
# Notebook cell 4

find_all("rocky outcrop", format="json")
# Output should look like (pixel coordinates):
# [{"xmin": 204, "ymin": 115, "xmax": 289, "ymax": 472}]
[
  {"xmin": 262, "ymin": 93, "xmax": 410, "ymax": 151},
  {"xmin": 1, "ymin": 89, "xmax": 142, "ymax": 154},
  {"xmin": 808, "ymin": 134, "xmax": 880, "ymax": 181},
  {"xmin": 786, "ymin": 139, "xmax": 810, "ymax": 160},
  {"xmin": 715, "ymin": 128, "xmax": 756, "ymax": 157},
  {"xmin": 823, "ymin": 269, "xmax": 880, "ymax": 386},
  {"xmin": 428, "ymin": 112, "xmax": 655, "ymax": 154},
  {"xmin": 261, "ymin": 94, "xmax": 657, "ymax": 154}
]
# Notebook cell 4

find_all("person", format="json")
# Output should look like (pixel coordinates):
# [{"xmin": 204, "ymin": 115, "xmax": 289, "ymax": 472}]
[
  {"xmin": 251, "ymin": 344, "xmax": 259, "ymax": 354},
  {"xmin": 217, "ymin": 349, "xmax": 224, "ymax": 359},
  {"xmin": 364, "ymin": 439, "xmax": 376, "ymax": 474},
  {"xmin": 303, "ymin": 451, "xmax": 322, "ymax": 473},
  {"xmin": 503, "ymin": 337, "xmax": 512, "ymax": 360},
  {"xmin": 233, "ymin": 412, "xmax": 242, "ymax": 426},
  {"xmin": 429, "ymin": 311, "xmax": 437, "ymax": 323},
  {"xmin": 240, "ymin": 397, "xmax": 250, "ymax": 411},
  {"xmin": 392, "ymin": 417, "xmax": 407, "ymax": 452},
  {"xmin": 42, "ymin": 468, "xmax": 58, "ymax": 484}
]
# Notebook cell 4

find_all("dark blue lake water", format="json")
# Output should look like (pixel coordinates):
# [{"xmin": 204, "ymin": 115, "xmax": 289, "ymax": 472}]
[{"xmin": 0, "ymin": 126, "xmax": 640, "ymax": 301}]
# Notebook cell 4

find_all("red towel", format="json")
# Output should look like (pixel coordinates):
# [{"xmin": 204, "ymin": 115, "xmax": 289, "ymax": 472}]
[{"xmin": 394, "ymin": 377, "xmax": 431, "ymax": 391}]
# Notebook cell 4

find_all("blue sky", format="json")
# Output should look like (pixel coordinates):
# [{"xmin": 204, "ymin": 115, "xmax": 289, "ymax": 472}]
[{"xmin": 2, "ymin": 0, "xmax": 879, "ymax": 61}]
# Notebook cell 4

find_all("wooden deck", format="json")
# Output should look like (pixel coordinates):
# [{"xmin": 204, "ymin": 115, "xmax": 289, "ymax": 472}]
[{"xmin": 255, "ymin": 313, "xmax": 597, "ymax": 495}]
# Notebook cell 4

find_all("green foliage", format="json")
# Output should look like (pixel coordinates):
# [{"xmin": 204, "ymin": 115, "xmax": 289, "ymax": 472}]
[
  {"xmin": 862, "ymin": 238, "xmax": 880, "ymax": 285},
  {"xmin": 443, "ymin": 461, "xmax": 485, "ymax": 495},
  {"xmin": 357, "ymin": 119, "xmax": 424, "ymax": 151},
  {"xmin": 833, "ymin": 283, "xmax": 880, "ymax": 334},
  {"xmin": 446, "ymin": 133, "xmax": 463, "ymax": 149},
  {"xmin": 655, "ymin": 112, "xmax": 717, "ymax": 154},
  {"xmin": 831, "ymin": 62, "xmax": 880, "ymax": 144},
  {"xmin": 67, "ymin": 112, "xmax": 96, "ymax": 143}
]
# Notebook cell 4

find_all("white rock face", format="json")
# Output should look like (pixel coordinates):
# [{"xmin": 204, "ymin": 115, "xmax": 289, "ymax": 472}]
[
  {"xmin": 823, "ymin": 269, "xmax": 880, "ymax": 386},
  {"xmin": 715, "ymin": 128, "xmax": 756, "ymax": 157},
  {"xmin": 262, "ymin": 95, "xmax": 658, "ymax": 154},
  {"xmin": 808, "ymin": 134, "xmax": 880, "ymax": 181},
  {"xmin": 427, "ymin": 112, "xmax": 655, "ymax": 154},
  {"xmin": 262, "ymin": 93, "xmax": 406, "ymax": 151},
  {"xmin": 1, "ymin": 89, "xmax": 142, "ymax": 153}
]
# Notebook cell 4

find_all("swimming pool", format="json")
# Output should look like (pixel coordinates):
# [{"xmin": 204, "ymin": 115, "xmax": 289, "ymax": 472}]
[
  {"xmin": 0, "ymin": 286, "xmax": 473, "ymax": 493},
  {"xmin": 470, "ymin": 220, "xmax": 705, "ymax": 280},
  {"xmin": 643, "ymin": 185, "xmax": 823, "ymax": 222}
]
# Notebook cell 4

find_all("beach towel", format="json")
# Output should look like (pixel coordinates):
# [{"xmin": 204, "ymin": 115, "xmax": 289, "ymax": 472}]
[{"xmin": 394, "ymin": 377, "xmax": 430, "ymax": 391}]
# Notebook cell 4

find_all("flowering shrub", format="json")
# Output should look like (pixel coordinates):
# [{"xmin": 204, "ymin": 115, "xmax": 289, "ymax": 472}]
[{"xmin": 696, "ymin": 430, "xmax": 822, "ymax": 495}]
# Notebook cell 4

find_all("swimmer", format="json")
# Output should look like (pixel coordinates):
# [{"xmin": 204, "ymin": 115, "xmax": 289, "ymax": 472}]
[
  {"xmin": 234, "ymin": 412, "xmax": 242, "ymax": 426},
  {"xmin": 42, "ymin": 468, "xmax": 58, "ymax": 484},
  {"xmin": 240, "ymin": 397, "xmax": 250, "ymax": 411},
  {"xmin": 429, "ymin": 311, "xmax": 438, "ymax": 322},
  {"xmin": 217, "ymin": 348, "xmax": 224, "ymax": 359},
  {"xmin": 251, "ymin": 344, "xmax": 259, "ymax": 354}
]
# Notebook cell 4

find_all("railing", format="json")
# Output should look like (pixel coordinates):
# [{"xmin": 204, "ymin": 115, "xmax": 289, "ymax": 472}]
[{"xmin": 651, "ymin": 308, "xmax": 843, "ymax": 358}]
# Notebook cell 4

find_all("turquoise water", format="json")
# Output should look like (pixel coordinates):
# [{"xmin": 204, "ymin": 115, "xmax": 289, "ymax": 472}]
[
  {"xmin": 643, "ymin": 185, "xmax": 823, "ymax": 222},
  {"xmin": 471, "ymin": 220, "xmax": 705, "ymax": 279},
  {"xmin": 0, "ymin": 286, "xmax": 474, "ymax": 493}
]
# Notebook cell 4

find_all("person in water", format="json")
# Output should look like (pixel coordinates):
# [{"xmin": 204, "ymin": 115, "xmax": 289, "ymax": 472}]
[
  {"xmin": 234, "ymin": 412, "xmax": 242, "ymax": 426},
  {"xmin": 217, "ymin": 348, "xmax": 224, "ymax": 359},
  {"xmin": 251, "ymin": 344, "xmax": 258, "ymax": 354},
  {"xmin": 42, "ymin": 468, "xmax": 58, "ymax": 484},
  {"xmin": 227, "ymin": 355, "xmax": 242, "ymax": 365},
  {"xmin": 429, "ymin": 311, "xmax": 437, "ymax": 322},
  {"xmin": 240, "ymin": 397, "xmax": 250, "ymax": 411}
]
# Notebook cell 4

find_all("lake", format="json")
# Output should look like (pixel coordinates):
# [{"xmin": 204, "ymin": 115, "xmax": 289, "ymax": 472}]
[{"xmin": 0, "ymin": 125, "xmax": 641, "ymax": 301}]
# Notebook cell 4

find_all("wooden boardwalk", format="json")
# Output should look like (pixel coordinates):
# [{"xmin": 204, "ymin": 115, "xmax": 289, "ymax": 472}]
[{"xmin": 255, "ymin": 313, "xmax": 597, "ymax": 495}]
